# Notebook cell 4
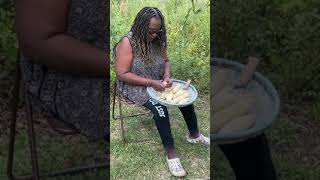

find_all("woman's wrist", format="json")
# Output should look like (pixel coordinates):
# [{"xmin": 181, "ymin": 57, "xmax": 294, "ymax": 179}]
[
  {"xmin": 146, "ymin": 79, "xmax": 154, "ymax": 86},
  {"xmin": 163, "ymin": 74, "xmax": 170, "ymax": 79}
]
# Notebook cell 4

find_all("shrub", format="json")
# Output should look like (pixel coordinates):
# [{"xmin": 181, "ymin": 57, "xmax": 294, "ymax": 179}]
[{"xmin": 213, "ymin": 0, "xmax": 320, "ymax": 102}]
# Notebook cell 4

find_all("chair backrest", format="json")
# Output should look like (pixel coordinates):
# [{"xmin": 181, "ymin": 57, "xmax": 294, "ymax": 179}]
[{"xmin": 113, "ymin": 79, "xmax": 137, "ymax": 105}]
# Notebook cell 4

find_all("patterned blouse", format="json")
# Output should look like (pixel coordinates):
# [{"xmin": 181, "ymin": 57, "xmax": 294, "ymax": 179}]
[
  {"xmin": 20, "ymin": 0, "xmax": 108, "ymax": 141},
  {"xmin": 116, "ymin": 32, "xmax": 166, "ymax": 105}
]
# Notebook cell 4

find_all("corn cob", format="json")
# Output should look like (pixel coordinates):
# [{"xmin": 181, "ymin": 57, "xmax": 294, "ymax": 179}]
[
  {"xmin": 168, "ymin": 84, "xmax": 175, "ymax": 91},
  {"xmin": 172, "ymin": 84, "xmax": 181, "ymax": 94},
  {"xmin": 212, "ymin": 68, "xmax": 229, "ymax": 96},
  {"xmin": 218, "ymin": 114, "xmax": 255, "ymax": 134},
  {"xmin": 173, "ymin": 89, "xmax": 186, "ymax": 99},
  {"xmin": 160, "ymin": 92, "xmax": 167, "ymax": 100},
  {"xmin": 211, "ymin": 94, "xmax": 256, "ymax": 133},
  {"xmin": 178, "ymin": 96, "xmax": 190, "ymax": 104},
  {"xmin": 173, "ymin": 91, "xmax": 189, "ymax": 104},
  {"xmin": 166, "ymin": 91, "xmax": 174, "ymax": 102},
  {"xmin": 156, "ymin": 80, "xmax": 193, "ymax": 105},
  {"xmin": 212, "ymin": 86, "xmax": 238, "ymax": 112}
]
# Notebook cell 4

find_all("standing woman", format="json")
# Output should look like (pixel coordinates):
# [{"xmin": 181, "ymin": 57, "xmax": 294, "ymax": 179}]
[
  {"xmin": 114, "ymin": 7, "xmax": 210, "ymax": 177},
  {"xmin": 14, "ymin": 0, "xmax": 109, "ymax": 142}
]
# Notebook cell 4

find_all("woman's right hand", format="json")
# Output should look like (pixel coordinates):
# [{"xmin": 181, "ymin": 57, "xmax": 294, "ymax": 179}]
[{"xmin": 149, "ymin": 80, "xmax": 166, "ymax": 91}]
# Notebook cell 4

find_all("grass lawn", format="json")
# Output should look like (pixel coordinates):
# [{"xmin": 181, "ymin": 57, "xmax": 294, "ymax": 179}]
[
  {"xmin": 0, "ymin": 106, "xmax": 109, "ymax": 180},
  {"xmin": 1, "ymin": 93, "xmax": 318, "ymax": 180},
  {"xmin": 110, "ymin": 94, "xmax": 210, "ymax": 179}
]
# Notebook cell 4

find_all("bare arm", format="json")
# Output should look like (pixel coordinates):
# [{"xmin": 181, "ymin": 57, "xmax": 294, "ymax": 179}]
[
  {"xmin": 15, "ymin": 0, "xmax": 108, "ymax": 77},
  {"xmin": 115, "ymin": 37, "xmax": 165, "ymax": 91},
  {"xmin": 162, "ymin": 58, "xmax": 173, "ymax": 88},
  {"xmin": 163, "ymin": 59, "xmax": 170, "ymax": 78}
]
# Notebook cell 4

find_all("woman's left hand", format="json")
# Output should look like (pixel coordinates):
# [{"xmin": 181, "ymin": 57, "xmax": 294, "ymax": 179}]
[{"xmin": 163, "ymin": 77, "xmax": 173, "ymax": 88}]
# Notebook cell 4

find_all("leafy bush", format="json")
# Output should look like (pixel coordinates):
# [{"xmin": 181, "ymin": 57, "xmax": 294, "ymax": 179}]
[
  {"xmin": 0, "ymin": 1, "xmax": 17, "ymax": 98},
  {"xmin": 111, "ymin": 0, "xmax": 210, "ymax": 92},
  {"xmin": 0, "ymin": 1, "xmax": 17, "ymax": 65},
  {"xmin": 0, "ymin": 0, "xmax": 16, "ymax": 62},
  {"xmin": 213, "ymin": 0, "xmax": 320, "ymax": 102}
]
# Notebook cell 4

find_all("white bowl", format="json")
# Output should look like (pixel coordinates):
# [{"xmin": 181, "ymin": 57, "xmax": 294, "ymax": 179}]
[
  {"xmin": 147, "ymin": 79, "xmax": 198, "ymax": 107},
  {"xmin": 211, "ymin": 58, "xmax": 280, "ymax": 144}
]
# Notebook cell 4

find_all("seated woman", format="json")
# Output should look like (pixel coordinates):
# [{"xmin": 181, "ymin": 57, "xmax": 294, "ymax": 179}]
[
  {"xmin": 15, "ymin": 0, "xmax": 109, "ymax": 142},
  {"xmin": 114, "ymin": 7, "xmax": 209, "ymax": 177}
]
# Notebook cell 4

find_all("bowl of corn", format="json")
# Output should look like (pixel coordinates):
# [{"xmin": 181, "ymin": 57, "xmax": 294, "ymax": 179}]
[{"xmin": 147, "ymin": 79, "xmax": 198, "ymax": 107}]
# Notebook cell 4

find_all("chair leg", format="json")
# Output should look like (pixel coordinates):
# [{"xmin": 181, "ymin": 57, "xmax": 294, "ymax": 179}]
[
  {"xmin": 24, "ymin": 93, "xmax": 40, "ymax": 180},
  {"xmin": 112, "ymin": 81, "xmax": 127, "ymax": 144},
  {"xmin": 117, "ymin": 94, "xmax": 127, "ymax": 144},
  {"xmin": 7, "ymin": 61, "xmax": 21, "ymax": 180},
  {"xmin": 112, "ymin": 81, "xmax": 117, "ymax": 120}
]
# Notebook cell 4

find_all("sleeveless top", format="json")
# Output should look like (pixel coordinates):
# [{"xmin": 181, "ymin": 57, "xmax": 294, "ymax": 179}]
[
  {"xmin": 20, "ymin": 0, "xmax": 108, "ymax": 141},
  {"xmin": 116, "ymin": 32, "xmax": 166, "ymax": 105}
]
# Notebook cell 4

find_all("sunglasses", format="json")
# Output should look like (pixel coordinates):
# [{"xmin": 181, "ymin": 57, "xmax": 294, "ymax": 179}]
[{"xmin": 148, "ymin": 29, "xmax": 163, "ymax": 36}]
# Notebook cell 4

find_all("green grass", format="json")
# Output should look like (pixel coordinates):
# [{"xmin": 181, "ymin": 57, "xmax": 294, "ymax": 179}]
[
  {"xmin": 268, "ymin": 112, "xmax": 320, "ymax": 180},
  {"xmin": 110, "ymin": 4, "xmax": 210, "ymax": 177},
  {"xmin": 110, "ymin": 94, "xmax": 210, "ymax": 179},
  {"xmin": 0, "ymin": 111, "xmax": 108, "ymax": 180}
]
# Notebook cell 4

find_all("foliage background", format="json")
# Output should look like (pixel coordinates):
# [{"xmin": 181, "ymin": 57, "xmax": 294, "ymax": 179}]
[
  {"xmin": 213, "ymin": 0, "xmax": 320, "ymax": 105},
  {"xmin": 110, "ymin": 0, "xmax": 210, "ymax": 92},
  {"xmin": 0, "ymin": 0, "xmax": 16, "ymax": 100}
]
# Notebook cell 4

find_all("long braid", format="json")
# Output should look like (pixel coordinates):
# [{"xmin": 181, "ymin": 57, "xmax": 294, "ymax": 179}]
[{"xmin": 130, "ymin": 7, "xmax": 167, "ymax": 64}]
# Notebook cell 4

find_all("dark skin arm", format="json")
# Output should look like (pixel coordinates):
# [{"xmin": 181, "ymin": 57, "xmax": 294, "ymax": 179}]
[
  {"xmin": 163, "ymin": 59, "xmax": 173, "ymax": 88},
  {"xmin": 15, "ymin": 0, "xmax": 108, "ymax": 77},
  {"xmin": 115, "ymin": 37, "xmax": 166, "ymax": 91}
]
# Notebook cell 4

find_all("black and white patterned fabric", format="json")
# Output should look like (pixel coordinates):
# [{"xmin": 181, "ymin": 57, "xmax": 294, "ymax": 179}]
[
  {"xmin": 116, "ymin": 32, "xmax": 166, "ymax": 105},
  {"xmin": 20, "ymin": 0, "xmax": 109, "ymax": 141}
]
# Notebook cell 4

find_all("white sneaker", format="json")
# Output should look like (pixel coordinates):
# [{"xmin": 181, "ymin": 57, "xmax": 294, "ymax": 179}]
[
  {"xmin": 166, "ymin": 157, "xmax": 187, "ymax": 177},
  {"xmin": 186, "ymin": 133, "xmax": 210, "ymax": 146}
]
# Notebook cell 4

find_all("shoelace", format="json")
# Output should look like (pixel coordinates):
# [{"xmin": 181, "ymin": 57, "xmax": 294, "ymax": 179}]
[
  {"xmin": 169, "ymin": 160, "xmax": 183, "ymax": 172},
  {"xmin": 197, "ymin": 135, "xmax": 210, "ymax": 145},
  {"xmin": 187, "ymin": 134, "xmax": 210, "ymax": 145}
]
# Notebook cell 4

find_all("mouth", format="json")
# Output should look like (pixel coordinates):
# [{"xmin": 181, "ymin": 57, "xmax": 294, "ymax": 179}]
[
  {"xmin": 149, "ymin": 34, "xmax": 157, "ymax": 41},
  {"xmin": 149, "ymin": 38, "xmax": 155, "ymax": 42},
  {"xmin": 149, "ymin": 36, "xmax": 155, "ymax": 40}
]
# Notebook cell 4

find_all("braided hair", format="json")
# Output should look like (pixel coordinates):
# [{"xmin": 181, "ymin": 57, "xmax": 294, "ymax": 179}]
[{"xmin": 130, "ymin": 7, "xmax": 167, "ymax": 64}]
